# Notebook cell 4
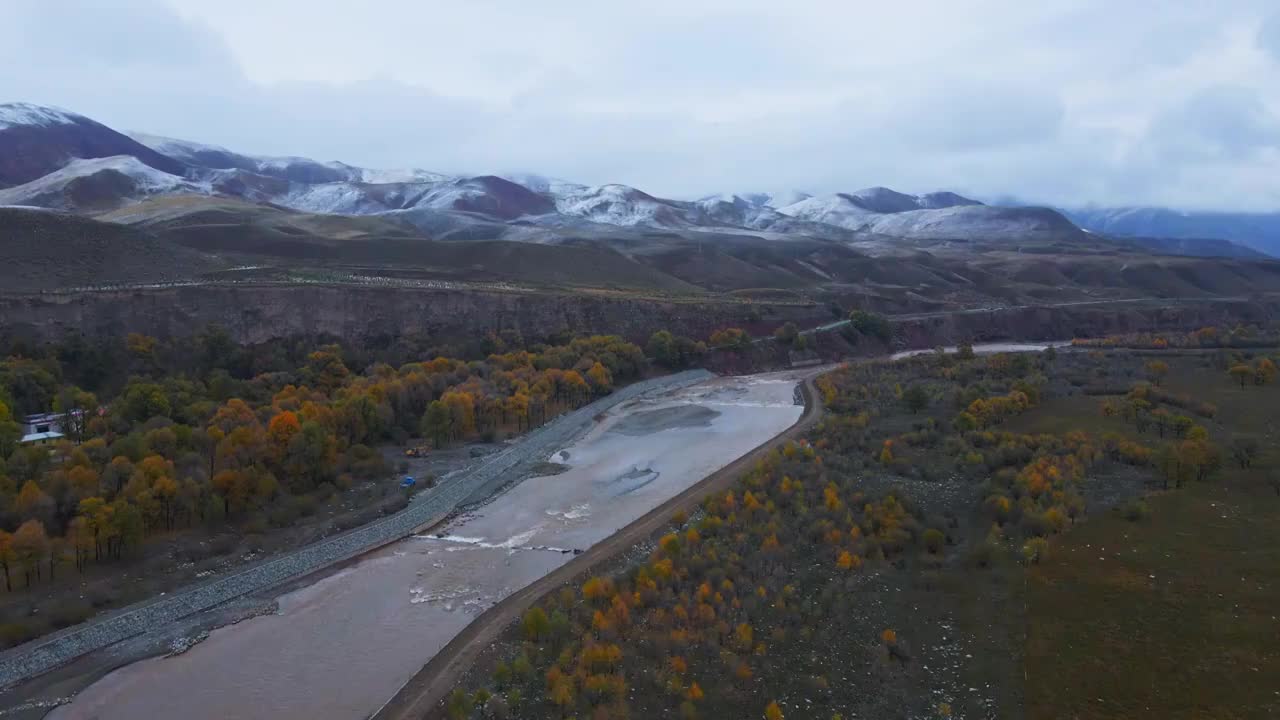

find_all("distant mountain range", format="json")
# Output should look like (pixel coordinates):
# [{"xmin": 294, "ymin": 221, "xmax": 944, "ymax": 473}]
[
  {"xmin": 0, "ymin": 101, "xmax": 1273, "ymax": 260},
  {"xmin": 1060, "ymin": 207, "xmax": 1280, "ymax": 258}
]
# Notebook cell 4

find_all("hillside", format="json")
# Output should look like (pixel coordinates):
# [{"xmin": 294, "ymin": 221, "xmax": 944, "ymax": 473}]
[
  {"xmin": 0, "ymin": 104, "xmax": 186, "ymax": 188},
  {"xmin": 0, "ymin": 207, "xmax": 225, "ymax": 291},
  {"xmin": 1064, "ymin": 207, "xmax": 1280, "ymax": 258}
]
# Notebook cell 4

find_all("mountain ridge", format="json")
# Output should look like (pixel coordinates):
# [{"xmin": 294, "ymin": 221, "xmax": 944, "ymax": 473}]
[{"xmin": 0, "ymin": 101, "xmax": 1270, "ymax": 261}]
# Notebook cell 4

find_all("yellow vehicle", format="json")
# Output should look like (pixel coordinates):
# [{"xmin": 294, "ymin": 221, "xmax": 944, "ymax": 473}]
[{"xmin": 404, "ymin": 445, "xmax": 430, "ymax": 458}]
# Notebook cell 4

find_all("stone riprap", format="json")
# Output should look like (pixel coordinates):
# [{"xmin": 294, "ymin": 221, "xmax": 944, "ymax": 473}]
[{"xmin": 0, "ymin": 369, "xmax": 713, "ymax": 688}]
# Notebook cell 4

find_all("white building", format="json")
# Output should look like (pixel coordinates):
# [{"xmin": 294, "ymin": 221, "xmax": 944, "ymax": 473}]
[{"xmin": 20, "ymin": 412, "xmax": 66, "ymax": 445}]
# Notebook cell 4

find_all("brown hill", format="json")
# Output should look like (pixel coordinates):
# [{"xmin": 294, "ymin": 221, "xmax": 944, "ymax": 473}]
[{"xmin": 0, "ymin": 207, "xmax": 225, "ymax": 292}]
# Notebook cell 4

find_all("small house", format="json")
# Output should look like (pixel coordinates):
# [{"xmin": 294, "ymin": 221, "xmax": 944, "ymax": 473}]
[{"xmin": 20, "ymin": 412, "xmax": 66, "ymax": 446}]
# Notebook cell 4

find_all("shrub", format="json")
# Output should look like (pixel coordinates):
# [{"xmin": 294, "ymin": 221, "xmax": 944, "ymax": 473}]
[
  {"xmin": 0, "ymin": 620, "xmax": 47, "ymax": 649},
  {"xmin": 242, "ymin": 513, "xmax": 268, "ymax": 535},
  {"xmin": 1121, "ymin": 499, "xmax": 1150, "ymax": 522},
  {"xmin": 295, "ymin": 495, "xmax": 319, "ymax": 517},
  {"xmin": 923, "ymin": 528, "xmax": 945, "ymax": 554},
  {"xmin": 1021, "ymin": 537, "xmax": 1050, "ymax": 565},
  {"xmin": 269, "ymin": 503, "xmax": 300, "ymax": 528}
]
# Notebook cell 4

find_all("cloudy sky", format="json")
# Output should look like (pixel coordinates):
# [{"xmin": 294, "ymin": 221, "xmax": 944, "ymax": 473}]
[{"xmin": 2, "ymin": 1, "xmax": 1278, "ymax": 210}]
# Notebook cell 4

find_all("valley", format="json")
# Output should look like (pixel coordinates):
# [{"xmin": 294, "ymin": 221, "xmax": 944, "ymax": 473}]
[
  {"xmin": 1, "ymin": 86, "xmax": 1278, "ymax": 720},
  {"xmin": 9, "ymin": 370, "xmax": 814, "ymax": 720}
]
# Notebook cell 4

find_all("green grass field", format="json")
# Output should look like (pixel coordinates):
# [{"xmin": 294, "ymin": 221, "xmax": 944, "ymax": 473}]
[{"xmin": 1021, "ymin": 355, "xmax": 1280, "ymax": 719}]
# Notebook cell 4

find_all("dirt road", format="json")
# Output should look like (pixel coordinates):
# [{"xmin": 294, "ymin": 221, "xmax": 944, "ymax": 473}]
[{"xmin": 372, "ymin": 372, "xmax": 827, "ymax": 720}]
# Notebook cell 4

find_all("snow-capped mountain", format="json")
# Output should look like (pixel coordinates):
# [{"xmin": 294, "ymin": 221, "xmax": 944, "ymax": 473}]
[
  {"xmin": 131, "ymin": 133, "xmax": 451, "ymax": 186},
  {"xmin": 862, "ymin": 205, "xmax": 1083, "ymax": 243},
  {"xmin": 1062, "ymin": 206, "xmax": 1280, "ymax": 257},
  {"xmin": 1, "ymin": 100, "xmax": 1268, "ymax": 259},
  {"xmin": 777, "ymin": 187, "xmax": 983, "ymax": 230},
  {"xmin": 697, "ymin": 191, "xmax": 814, "ymax": 210},
  {"xmin": 0, "ymin": 155, "xmax": 206, "ymax": 211},
  {"xmin": 0, "ymin": 103, "xmax": 84, "ymax": 131},
  {"xmin": 501, "ymin": 173, "xmax": 588, "ymax": 196},
  {"xmin": 0, "ymin": 103, "xmax": 185, "ymax": 188}
]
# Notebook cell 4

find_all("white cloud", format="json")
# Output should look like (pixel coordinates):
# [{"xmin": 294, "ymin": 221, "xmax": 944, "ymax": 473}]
[{"xmin": 1, "ymin": 0, "xmax": 1277, "ymax": 210}]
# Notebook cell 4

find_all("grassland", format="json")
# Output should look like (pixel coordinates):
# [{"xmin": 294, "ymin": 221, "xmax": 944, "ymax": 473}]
[{"xmin": 1019, "ymin": 357, "xmax": 1280, "ymax": 720}]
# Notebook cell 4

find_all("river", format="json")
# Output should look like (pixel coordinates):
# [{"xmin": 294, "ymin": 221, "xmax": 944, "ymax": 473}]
[{"xmin": 49, "ymin": 370, "xmax": 808, "ymax": 720}]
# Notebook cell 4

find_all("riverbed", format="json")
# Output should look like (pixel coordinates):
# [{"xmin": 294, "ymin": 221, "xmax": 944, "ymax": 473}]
[{"xmin": 49, "ymin": 370, "xmax": 807, "ymax": 720}]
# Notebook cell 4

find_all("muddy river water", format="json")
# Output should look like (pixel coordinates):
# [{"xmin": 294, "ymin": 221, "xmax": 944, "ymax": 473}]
[{"xmin": 50, "ymin": 370, "xmax": 808, "ymax": 720}]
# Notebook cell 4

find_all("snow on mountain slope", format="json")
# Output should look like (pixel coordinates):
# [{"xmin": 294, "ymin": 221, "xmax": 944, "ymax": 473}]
[
  {"xmin": 0, "ymin": 156, "xmax": 205, "ymax": 211},
  {"xmin": 777, "ymin": 193, "xmax": 883, "ymax": 229},
  {"xmin": 502, "ymin": 173, "xmax": 589, "ymax": 196},
  {"xmin": 0, "ymin": 103, "xmax": 83, "ymax": 131},
  {"xmin": 863, "ymin": 205, "xmax": 1083, "ymax": 243},
  {"xmin": 1063, "ymin": 207, "xmax": 1280, "ymax": 258},
  {"xmin": 273, "ymin": 182, "xmax": 392, "ymax": 215},
  {"xmin": 5, "ymin": 102, "xmax": 1109, "ymax": 250},
  {"xmin": 918, "ymin": 191, "xmax": 983, "ymax": 209},
  {"xmin": 351, "ymin": 166, "xmax": 451, "ymax": 185},
  {"xmin": 129, "ymin": 133, "xmax": 256, "ymax": 172},
  {"xmin": 847, "ymin": 186, "xmax": 928, "ymax": 214},
  {"xmin": 697, "ymin": 191, "xmax": 815, "ymax": 211},
  {"xmin": 0, "ymin": 103, "xmax": 188, "ymax": 188},
  {"xmin": 779, "ymin": 187, "xmax": 983, "ymax": 229},
  {"xmin": 553, "ymin": 184, "xmax": 701, "ymax": 227},
  {"xmin": 408, "ymin": 176, "xmax": 555, "ymax": 220},
  {"xmin": 132, "ymin": 132, "xmax": 450, "ymax": 186}
]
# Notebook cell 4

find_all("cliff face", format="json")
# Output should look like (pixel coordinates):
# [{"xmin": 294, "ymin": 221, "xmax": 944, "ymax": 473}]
[
  {"xmin": 0, "ymin": 284, "xmax": 822, "ymax": 344},
  {"xmin": 0, "ymin": 284, "xmax": 1273, "ymax": 350}
]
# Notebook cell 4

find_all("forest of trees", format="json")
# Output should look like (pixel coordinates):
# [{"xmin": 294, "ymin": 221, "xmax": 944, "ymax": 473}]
[
  {"xmin": 444, "ymin": 326, "xmax": 1278, "ymax": 718},
  {"xmin": 447, "ymin": 436, "xmax": 933, "ymax": 720},
  {"xmin": 0, "ymin": 329, "xmax": 648, "ymax": 595}
]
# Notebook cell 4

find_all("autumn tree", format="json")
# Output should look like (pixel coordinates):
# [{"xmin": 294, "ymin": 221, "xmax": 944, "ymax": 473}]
[
  {"xmin": 709, "ymin": 328, "xmax": 752, "ymax": 353},
  {"xmin": 303, "ymin": 345, "xmax": 350, "ymax": 392},
  {"xmin": 765, "ymin": 700, "xmax": 785, "ymax": 720},
  {"xmin": 0, "ymin": 401, "xmax": 20, "ymax": 458},
  {"xmin": 12, "ymin": 519, "xmax": 49, "ymax": 587},
  {"xmin": 1230, "ymin": 437, "xmax": 1259, "ymax": 468},
  {"xmin": 522, "ymin": 606, "xmax": 551, "ymax": 642},
  {"xmin": 902, "ymin": 384, "xmax": 930, "ymax": 414},
  {"xmin": 421, "ymin": 400, "xmax": 452, "ymax": 448},
  {"xmin": 849, "ymin": 310, "xmax": 892, "ymax": 342},
  {"xmin": 0, "ymin": 530, "xmax": 13, "ymax": 591},
  {"xmin": 1229, "ymin": 364, "xmax": 1253, "ymax": 388},
  {"xmin": 586, "ymin": 362, "xmax": 613, "ymax": 395},
  {"xmin": 1255, "ymin": 358, "xmax": 1277, "ymax": 385},
  {"xmin": 1144, "ymin": 360, "xmax": 1169, "ymax": 386}
]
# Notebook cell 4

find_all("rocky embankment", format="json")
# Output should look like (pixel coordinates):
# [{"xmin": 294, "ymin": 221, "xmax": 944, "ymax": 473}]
[
  {"xmin": 1, "ymin": 284, "xmax": 1274, "ymax": 351},
  {"xmin": 0, "ymin": 369, "xmax": 712, "ymax": 689}
]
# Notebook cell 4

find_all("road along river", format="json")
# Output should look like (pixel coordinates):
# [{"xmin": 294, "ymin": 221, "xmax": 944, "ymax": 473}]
[
  {"xmin": 49, "ymin": 370, "xmax": 810, "ymax": 720},
  {"xmin": 890, "ymin": 340, "xmax": 1074, "ymax": 360}
]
